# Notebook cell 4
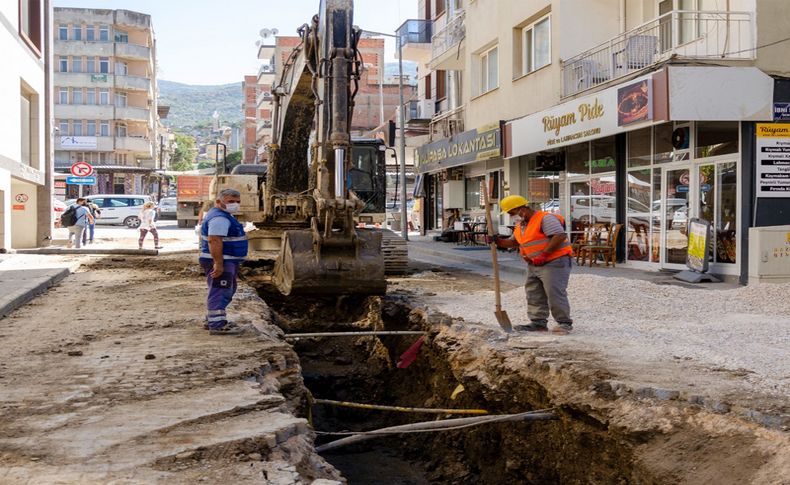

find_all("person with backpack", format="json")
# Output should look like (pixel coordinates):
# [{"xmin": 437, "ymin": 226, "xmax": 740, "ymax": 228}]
[
  {"xmin": 81, "ymin": 201, "xmax": 101, "ymax": 245},
  {"xmin": 63, "ymin": 198, "xmax": 94, "ymax": 249}
]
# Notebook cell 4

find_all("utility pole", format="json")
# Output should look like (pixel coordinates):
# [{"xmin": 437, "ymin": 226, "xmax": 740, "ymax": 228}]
[{"xmin": 397, "ymin": 34, "xmax": 407, "ymax": 240}]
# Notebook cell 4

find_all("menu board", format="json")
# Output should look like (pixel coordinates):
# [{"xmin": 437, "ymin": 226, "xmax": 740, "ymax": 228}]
[{"xmin": 756, "ymin": 123, "xmax": 790, "ymax": 198}]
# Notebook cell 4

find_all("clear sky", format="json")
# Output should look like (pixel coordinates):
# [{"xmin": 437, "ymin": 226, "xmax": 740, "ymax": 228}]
[{"xmin": 53, "ymin": 0, "xmax": 418, "ymax": 85}]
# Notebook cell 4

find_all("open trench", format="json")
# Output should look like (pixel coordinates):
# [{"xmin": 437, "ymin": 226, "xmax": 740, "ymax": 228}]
[{"xmin": 250, "ymin": 281, "xmax": 659, "ymax": 485}]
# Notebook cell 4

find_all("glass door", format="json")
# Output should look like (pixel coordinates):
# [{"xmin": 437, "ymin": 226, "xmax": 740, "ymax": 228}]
[
  {"xmin": 695, "ymin": 161, "xmax": 738, "ymax": 267},
  {"xmin": 661, "ymin": 166, "xmax": 691, "ymax": 267}
]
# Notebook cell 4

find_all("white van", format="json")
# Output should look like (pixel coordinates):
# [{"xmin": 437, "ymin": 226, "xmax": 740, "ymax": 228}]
[{"xmin": 84, "ymin": 194, "xmax": 152, "ymax": 228}]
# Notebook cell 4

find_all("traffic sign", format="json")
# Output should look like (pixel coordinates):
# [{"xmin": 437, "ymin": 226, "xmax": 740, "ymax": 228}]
[
  {"xmin": 66, "ymin": 176, "xmax": 96, "ymax": 185},
  {"xmin": 70, "ymin": 162, "xmax": 94, "ymax": 177}
]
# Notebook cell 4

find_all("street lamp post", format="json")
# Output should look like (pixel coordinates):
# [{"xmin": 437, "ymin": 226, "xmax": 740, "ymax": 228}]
[{"xmin": 361, "ymin": 28, "xmax": 408, "ymax": 241}]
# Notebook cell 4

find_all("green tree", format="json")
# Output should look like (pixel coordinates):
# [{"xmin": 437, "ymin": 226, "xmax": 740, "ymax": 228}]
[
  {"xmin": 169, "ymin": 133, "xmax": 197, "ymax": 171},
  {"xmin": 196, "ymin": 159, "xmax": 215, "ymax": 170},
  {"xmin": 226, "ymin": 151, "xmax": 243, "ymax": 171}
]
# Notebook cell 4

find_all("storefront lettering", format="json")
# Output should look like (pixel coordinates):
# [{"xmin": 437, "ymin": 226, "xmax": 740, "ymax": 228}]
[
  {"xmin": 425, "ymin": 132, "xmax": 497, "ymax": 163},
  {"xmin": 542, "ymin": 98, "xmax": 605, "ymax": 137},
  {"xmin": 579, "ymin": 98, "xmax": 605, "ymax": 122},
  {"xmin": 759, "ymin": 125, "xmax": 790, "ymax": 137}
]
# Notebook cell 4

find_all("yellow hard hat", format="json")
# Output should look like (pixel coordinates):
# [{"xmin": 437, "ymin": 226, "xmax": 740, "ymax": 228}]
[{"xmin": 500, "ymin": 195, "xmax": 529, "ymax": 214}]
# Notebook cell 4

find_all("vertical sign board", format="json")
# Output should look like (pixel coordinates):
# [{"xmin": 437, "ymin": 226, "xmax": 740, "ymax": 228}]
[
  {"xmin": 686, "ymin": 218, "xmax": 711, "ymax": 273},
  {"xmin": 756, "ymin": 123, "xmax": 790, "ymax": 197}
]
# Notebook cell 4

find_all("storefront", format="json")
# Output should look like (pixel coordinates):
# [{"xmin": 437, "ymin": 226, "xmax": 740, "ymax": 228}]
[
  {"xmin": 415, "ymin": 123, "xmax": 503, "ymax": 233},
  {"xmin": 505, "ymin": 66, "xmax": 776, "ymax": 280}
]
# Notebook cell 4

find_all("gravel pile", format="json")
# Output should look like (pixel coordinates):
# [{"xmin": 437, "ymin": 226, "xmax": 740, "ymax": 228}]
[{"xmin": 426, "ymin": 274, "xmax": 790, "ymax": 398}]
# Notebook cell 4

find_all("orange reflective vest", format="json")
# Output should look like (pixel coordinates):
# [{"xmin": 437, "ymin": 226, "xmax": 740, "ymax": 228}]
[{"xmin": 513, "ymin": 211, "xmax": 573, "ymax": 263}]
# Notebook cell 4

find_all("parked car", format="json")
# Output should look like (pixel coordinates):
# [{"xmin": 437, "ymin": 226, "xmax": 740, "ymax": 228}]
[
  {"xmin": 83, "ymin": 194, "xmax": 152, "ymax": 228},
  {"xmin": 157, "ymin": 197, "xmax": 177, "ymax": 219},
  {"xmin": 53, "ymin": 198, "xmax": 67, "ymax": 228},
  {"xmin": 570, "ymin": 195, "xmax": 616, "ymax": 224}
]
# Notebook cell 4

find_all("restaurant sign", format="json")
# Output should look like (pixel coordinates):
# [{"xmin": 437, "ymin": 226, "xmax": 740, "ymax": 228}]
[{"xmin": 415, "ymin": 123, "xmax": 501, "ymax": 174}]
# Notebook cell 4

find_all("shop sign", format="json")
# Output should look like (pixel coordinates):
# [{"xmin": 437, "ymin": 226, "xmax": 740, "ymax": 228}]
[
  {"xmin": 774, "ymin": 103, "xmax": 790, "ymax": 122},
  {"xmin": 415, "ymin": 123, "xmax": 501, "ymax": 173},
  {"xmin": 14, "ymin": 194, "xmax": 29, "ymax": 204},
  {"xmin": 508, "ymin": 73, "xmax": 654, "ymax": 157},
  {"xmin": 686, "ymin": 218, "xmax": 711, "ymax": 273},
  {"xmin": 54, "ymin": 181, "xmax": 67, "ymax": 189},
  {"xmin": 60, "ymin": 136, "xmax": 98, "ymax": 150},
  {"xmin": 755, "ymin": 123, "xmax": 790, "ymax": 198},
  {"xmin": 12, "ymin": 204, "xmax": 25, "ymax": 211}
]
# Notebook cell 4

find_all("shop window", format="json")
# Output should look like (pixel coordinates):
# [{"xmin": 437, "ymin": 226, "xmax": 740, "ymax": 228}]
[
  {"xmin": 696, "ymin": 121, "xmax": 738, "ymax": 158},
  {"xmin": 626, "ymin": 169, "xmax": 652, "ymax": 261},
  {"xmin": 654, "ymin": 122, "xmax": 674, "ymax": 163},
  {"xmin": 19, "ymin": 0, "xmax": 42, "ymax": 54},
  {"xmin": 521, "ymin": 15, "xmax": 551, "ymax": 76},
  {"xmin": 565, "ymin": 142, "xmax": 589, "ymax": 177},
  {"xmin": 627, "ymin": 127, "xmax": 651, "ymax": 168},
  {"xmin": 591, "ymin": 136, "xmax": 616, "ymax": 174},
  {"xmin": 465, "ymin": 176, "xmax": 484, "ymax": 210}
]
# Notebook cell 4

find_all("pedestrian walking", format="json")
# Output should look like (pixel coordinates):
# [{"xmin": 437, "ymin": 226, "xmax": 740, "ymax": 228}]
[
  {"xmin": 492, "ymin": 195, "xmax": 574, "ymax": 334},
  {"xmin": 199, "ymin": 189, "xmax": 247, "ymax": 336},
  {"xmin": 81, "ymin": 202, "xmax": 101, "ymax": 245},
  {"xmin": 65, "ymin": 198, "xmax": 94, "ymax": 249},
  {"xmin": 138, "ymin": 202, "xmax": 162, "ymax": 250}
]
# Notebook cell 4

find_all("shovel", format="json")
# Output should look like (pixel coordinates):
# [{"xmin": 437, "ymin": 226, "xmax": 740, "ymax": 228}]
[{"xmin": 482, "ymin": 182, "xmax": 513, "ymax": 333}]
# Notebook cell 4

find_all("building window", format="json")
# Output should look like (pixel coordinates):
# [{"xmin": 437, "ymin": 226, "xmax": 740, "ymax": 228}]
[
  {"xmin": 424, "ymin": 73, "xmax": 432, "ymax": 99},
  {"xmin": 20, "ymin": 87, "xmax": 38, "ymax": 167},
  {"xmin": 87, "ymin": 121, "xmax": 96, "ymax": 136},
  {"xmin": 99, "ymin": 152, "xmax": 108, "ymax": 163},
  {"xmin": 99, "ymin": 89, "xmax": 109, "ymax": 105},
  {"xmin": 434, "ymin": 0, "xmax": 445, "ymax": 18},
  {"xmin": 72, "ymin": 88, "xmax": 83, "ymax": 105},
  {"xmin": 59, "ymin": 120, "xmax": 69, "ymax": 136},
  {"xmin": 436, "ymin": 70, "xmax": 447, "ymax": 100},
  {"xmin": 86, "ymin": 57, "xmax": 95, "ymax": 73},
  {"xmin": 73, "ymin": 120, "xmax": 83, "ymax": 136},
  {"xmin": 59, "ymin": 88, "xmax": 68, "ymax": 104},
  {"xmin": 86, "ymin": 25, "xmax": 95, "ymax": 41},
  {"xmin": 100, "ymin": 121, "xmax": 109, "ymax": 136},
  {"xmin": 695, "ymin": 121, "xmax": 738, "ymax": 158},
  {"xmin": 72, "ymin": 24, "xmax": 82, "ymax": 41},
  {"xmin": 72, "ymin": 57, "xmax": 82, "ymax": 73},
  {"xmin": 86, "ymin": 89, "xmax": 96, "ymax": 105},
  {"xmin": 477, "ymin": 46, "xmax": 498, "ymax": 95},
  {"xmin": 114, "ymin": 92, "xmax": 127, "ymax": 107},
  {"xmin": 99, "ymin": 25, "xmax": 109, "ymax": 41},
  {"xmin": 114, "ymin": 29, "xmax": 129, "ymax": 43},
  {"xmin": 465, "ymin": 176, "xmax": 484, "ymax": 210},
  {"xmin": 19, "ymin": 0, "xmax": 42, "ymax": 54},
  {"xmin": 58, "ymin": 24, "xmax": 68, "ymax": 40},
  {"xmin": 116, "ymin": 123, "xmax": 127, "ymax": 137},
  {"xmin": 59, "ymin": 56, "xmax": 68, "ymax": 72},
  {"xmin": 522, "ymin": 15, "xmax": 551, "ymax": 75},
  {"xmin": 115, "ymin": 61, "xmax": 128, "ymax": 75},
  {"xmin": 99, "ymin": 57, "xmax": 109, "ymax": 74}
]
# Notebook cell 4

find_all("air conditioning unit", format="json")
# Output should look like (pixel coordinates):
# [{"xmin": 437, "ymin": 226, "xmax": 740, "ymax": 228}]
[{"xmin": 416, "ymin": 99, "xmax": 435, "ymax": 119}]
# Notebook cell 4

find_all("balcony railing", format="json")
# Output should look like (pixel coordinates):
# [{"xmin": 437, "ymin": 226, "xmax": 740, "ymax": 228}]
[
  {"xmin": 431, "ymin": 11, "xmax": 465, "ymax": 62},
  {"xmin": 561, "ymin": 10, "xmax": 754, "ymax": 97},
  {"xmin": 397, "ymin": 19, "xmax": 433, "ymax": 46},
  {"xmin": 429, "ymin": 104, "xmax": 465, "ymax": 141}
]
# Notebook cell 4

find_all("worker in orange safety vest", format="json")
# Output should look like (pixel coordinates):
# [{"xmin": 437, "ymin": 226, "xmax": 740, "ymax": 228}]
[{"xmin": 491, "ymin": 195, "xmax": 574, "ymax": 334}]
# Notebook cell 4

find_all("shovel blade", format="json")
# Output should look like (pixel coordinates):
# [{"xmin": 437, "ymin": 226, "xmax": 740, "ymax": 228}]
[{"xmin": 495, "ymin": 310, "xmax": 513, "ymax": 333}]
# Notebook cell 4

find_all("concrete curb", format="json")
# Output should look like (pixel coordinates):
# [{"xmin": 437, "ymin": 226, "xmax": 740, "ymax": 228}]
[
  {"xmin": 0, "ymin": 268, "xmax": 70, "ymax": 318},
  {"xmin": 17, "ymin": 248, "xmax": 160, "ymax": 256}
]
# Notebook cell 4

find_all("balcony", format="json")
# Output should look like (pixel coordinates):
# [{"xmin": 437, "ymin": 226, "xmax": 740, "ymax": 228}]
[
  {"xmin": 54, "ymin": 104, "xmax": 114, "ymax": 119},
  {"xmin": 116, "ymin": 74, "xmax": 152, "ymax": 93},
  {"xmin": 258, "ymin": 63, "xmax": 276, "ymax": 84},
  {"xmin": 561, "ymin": 10, "xmax": 754, "ymax": 97},
  {"xmin": 54, "ymin": 41, "xmax": 113, "ymax": 57},
  {"xmin": 115, "ymin": 10, "xmax": 152, "ymax": 30},
  {"xmin": 56, "ymin": 72, "xmax": 112, "ymax": 89},
  {"xmin": 115, "ymin": 43, "xmax": 150, "ymax": 61},
  {"xmin": 429, "ymin": 104, "xmax": 465, "ymax": 141},
  {"xmin": 115, "ymin": 106, "xmax": 150, "ymax": 122},
  {"xmin": 116, "ymin": 136, "xmax": 153, "ymax": 156},
  {"xmin": 430, "ymin": 11, "xmax": 465, "ymax": 71},
  {"xmin": 397, "ymin": 19, "xmax": 433, "ymax": 62},
  {"xmin": 404, "ymin": 99, "xmax": 434, "ymax": 123},
  {"xmin": 256, "ymin": 91, "xmax": 274, "ymax": 108}
]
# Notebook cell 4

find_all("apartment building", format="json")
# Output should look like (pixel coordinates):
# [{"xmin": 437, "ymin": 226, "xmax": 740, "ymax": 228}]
[
  {"xmin": 53, "ymin": 8, "xmax": 159, "ymax": 197},
  {"xmin": 405, "ymin": 0, "xmax": 790, "ymax": 283},
  {"xmin": 1, "ymin": 0, "xmax": 52, "ymax": 250},
  {"xmin": 242, "ymin": 75, "xmax": 262, "ymax": 164}
]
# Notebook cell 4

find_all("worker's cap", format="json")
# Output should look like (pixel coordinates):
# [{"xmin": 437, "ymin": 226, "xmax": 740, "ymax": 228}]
[{"xmin": 500, "ymin": 195, "xmax": 529, "ymax": 215}]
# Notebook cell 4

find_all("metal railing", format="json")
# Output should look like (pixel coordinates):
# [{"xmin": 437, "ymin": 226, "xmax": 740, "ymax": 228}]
[
  {"xmin": 561, "ymin": 10, "xmax": 754, "ymax": 97},
  {"xmin": 431, "ymin": 11, "xmax": 465, "ymax": 62},
  {"xmin": 429, "ymin": 104, "xmax": 465, "ymax": 141},
  {"xmin": 397, "ymin": 19, "xmax": 433, "ymax": 46}
]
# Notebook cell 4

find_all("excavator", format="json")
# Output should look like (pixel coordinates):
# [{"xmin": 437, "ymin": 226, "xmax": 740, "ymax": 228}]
[{"xmin": 212, "ymin": 0, "xmax": 396, "ymax": 296}]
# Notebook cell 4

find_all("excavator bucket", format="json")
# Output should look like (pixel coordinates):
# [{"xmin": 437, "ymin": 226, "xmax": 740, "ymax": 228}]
[{"xmin": 273, "ymin": 229, "xmax": 386, "ymax": 296}]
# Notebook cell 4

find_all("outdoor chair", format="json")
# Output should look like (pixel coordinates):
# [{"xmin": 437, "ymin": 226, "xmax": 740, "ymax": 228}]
[
  {"xmin": 572, "ymin": 223, "xmax": 604, "ymax": 264},
  {"xmin": 578, "ymin": 223, "xmax": 623, "ymax": 267}
]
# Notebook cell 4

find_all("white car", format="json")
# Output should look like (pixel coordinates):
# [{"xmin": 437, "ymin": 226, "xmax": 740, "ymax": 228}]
[
  {"xmin": 84, "ymin": 194, "xmax": 152, "ymax": 228},
  {"xmin": 53, "ymin": 198, "xmax": 67, "ymax": 228}
]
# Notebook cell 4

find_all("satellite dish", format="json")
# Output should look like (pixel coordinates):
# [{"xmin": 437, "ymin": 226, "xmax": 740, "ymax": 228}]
[
  {"xmin": 272, "ymin": 28, "xmax": 279, "ymax": 35},
  {"xmin": 259, "ymin": 28, "xmax": 270, "ymax": 37},
  {"xmin": 255, "ymin": 40, "xmax": 261, "ymax": 47}
]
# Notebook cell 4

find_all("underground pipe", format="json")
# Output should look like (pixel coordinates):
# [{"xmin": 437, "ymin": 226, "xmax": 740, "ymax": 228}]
[
  {"xmin": 312, "ymin": 398, "xmax": 489, "ymax": 415},
  {"xmin": 284, "ymin": 330, "xmax": 426, "ymax": 338}
]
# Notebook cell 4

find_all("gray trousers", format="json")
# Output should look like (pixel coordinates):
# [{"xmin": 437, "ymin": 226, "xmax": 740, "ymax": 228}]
[
  {"xmin": 68, "ymin": 225, "xmax": 85, "ymax": 249},
  {"xmin": 525, "ymin": 255, "xmax": 573, "ymax": 325}
]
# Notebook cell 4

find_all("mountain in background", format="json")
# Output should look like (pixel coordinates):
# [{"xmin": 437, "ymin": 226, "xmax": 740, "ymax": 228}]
[{"xmin": 159, "ymin": 62, "xmax": 417, "ymax": 130}]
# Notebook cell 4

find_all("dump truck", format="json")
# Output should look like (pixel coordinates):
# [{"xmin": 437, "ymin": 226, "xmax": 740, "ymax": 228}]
[
  {"xmin": 211, "ymin": 0, "xmax": 407, "ymax": 295},
  {"xmin": 176, "ymin": 175, "xmax": 212, "ymax": 228}
]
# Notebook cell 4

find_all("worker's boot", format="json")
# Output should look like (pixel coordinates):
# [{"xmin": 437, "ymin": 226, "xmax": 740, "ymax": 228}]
[
  {"xmin": 516, "ymin": 321, "xmax": 549, "ymax": 332},
  {"xmin": 552, "ymin": 323, "xmax": 573, "ymax": 335}
]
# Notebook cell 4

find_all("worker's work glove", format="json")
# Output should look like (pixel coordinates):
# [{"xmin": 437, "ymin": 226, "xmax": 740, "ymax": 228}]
[
  {"xmin": 484, "ymin": 234, "xmax": 502, "ymax": 245},
  {"xmin": 530, "ymin": 253, "xmax": 549, "ymax": 266}
]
